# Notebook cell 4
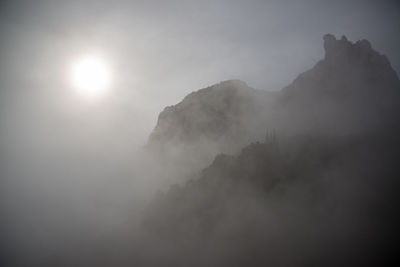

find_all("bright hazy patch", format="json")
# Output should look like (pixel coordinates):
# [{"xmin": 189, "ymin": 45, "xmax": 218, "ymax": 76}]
[{"xmin": 71, "ymin": 55, "xmax": 111, "ymax": 98}]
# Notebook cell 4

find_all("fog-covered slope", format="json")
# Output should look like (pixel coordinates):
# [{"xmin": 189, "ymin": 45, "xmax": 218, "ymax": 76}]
[
  {"xmin": 145, "ymin": 80, "xmax": 274, "ymax": 179},
  {"xmin": 277, "ymin": 34, "xmax": 400, "ymax": 134},
  {"xmin": 149, "ymin": 34, "xmax": 400, "ymax": 148},
  {"xmin": 143, "ymin": 133, "xmax": 400, "ymax": 266},
  {"xmin": 148, "ymin": 79, "xmax": 273, "ymax": 153},
  {"xmin": 138, "ymin": 34, "xmax": 400, "ymax": 266},
  {"xmin": 145, "ymin": 34, "xmax": 400, "ymax": 180}
]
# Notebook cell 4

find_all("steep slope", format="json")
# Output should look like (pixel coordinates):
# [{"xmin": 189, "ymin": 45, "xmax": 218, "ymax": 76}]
[
  {"xmin": 149, "ymin": 35, "xmax": 400, "ymax": 145},
  {"xmin": 277, "ymin": 34, "xmax": 400, "ymax": 134},
  {"xmin": 145, "ymin": 80, "xmax": 274, "ymax": 178},
  {"xmin": 143, "ymin": 133, "xmax": 400, "ymax": 266},
  {"xmin": 144, "ymin": 34, "xmax": 400, "ymax": 185},
  {"xmin": 138, "ymin": 34, "xmax": 400, "ymax": 266},
  {"xmin": 148, "ymin": 79, "xmax": 272, "ymax": 151}
]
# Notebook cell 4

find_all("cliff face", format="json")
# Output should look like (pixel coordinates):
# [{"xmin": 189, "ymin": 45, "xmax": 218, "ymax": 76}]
[
  {"xmin": 147, "ymin": 80, "xmax": 274, "ymax": 172},
  {"xmin": 278, "ymin": 34, "xmax": 400, "ymax": 134},
  {"xmin": 285, "ymin": 34, "xmax": 399, "ymax": 97},
  {"xmin": 144, "ymin": 80, "xmax": 272, "ymax": 182},
  {"xmin": 148, "ymin": 80, "xmax": 270, "ymax": 148}
]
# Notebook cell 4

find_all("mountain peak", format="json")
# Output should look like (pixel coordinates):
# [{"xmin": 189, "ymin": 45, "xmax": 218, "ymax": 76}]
[
  {"xmin": 148, "ymin": 34, "xmax": 400, "ymax": 154},
  {"xmin": 322, "ymin": 33, "xmax": 393, "ymax": 72},
  {"xmin": 214, "ymin": 79, "xmax": 248, "ymax": 88},
  {"xmin": 280, "ymin": 34, "xmax": 400, "ymax": 134},
  {"xmin": 181, "ymin": 79, "xmax": 252, "ymax": 104},
  {"xmin": 147, "ymin": 79, "xmax": 265, "ymax": 148}
]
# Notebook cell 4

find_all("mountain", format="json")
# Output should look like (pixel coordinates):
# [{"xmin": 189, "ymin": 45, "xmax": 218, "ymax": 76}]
[
  {"xmin": 145, "ymin": 34, "xmax": 400, "ymax": 180},
  {"xmin": 143, "ymin": 134, "xmax": 400, "ymax": 266},
  {"xmin": 145, "ymin": 80, "xmax": 273, "ymax": 177},
  {"xmin": 148, "ymin": 79, "xmax": 272, "ymax": 152},
  {"xmin": 138, "ymin": 35, "xmax": 400, "ymax": 266},
  {"xmin": 148, "ymin": 34, "xmax": 400, "ymax": 152},
  {"xmin": 277, "ymin": 34, "xmax": 400, "ymax": 134}
]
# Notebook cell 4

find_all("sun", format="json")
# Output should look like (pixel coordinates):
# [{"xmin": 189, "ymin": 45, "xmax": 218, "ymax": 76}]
[{"xmin": 71, "ymin": 55, "xmax": 111, "ymax": 98}]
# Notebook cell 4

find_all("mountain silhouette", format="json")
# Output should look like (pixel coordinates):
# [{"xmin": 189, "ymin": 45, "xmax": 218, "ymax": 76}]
[
  {"xmin": 149, "ymin": 34, "xmax": 399, "ymax": 146},
  {"xmin": 148, "ymin": 80, "xmax": 271, "ymax": 151},
  {"xmin": 277, "ymin": 34, "xmax": 400, "ymax": 134},
  {"xmin": 146, "ymin": 34, "xmax": 400, "ymax": 173},
  {"xmin": 143, "ymin": 134, "xmax": 399, "ymax": 266},
  {"xmin": 139, "ymin": 34, "xmax": 400, "ymax": 266}
]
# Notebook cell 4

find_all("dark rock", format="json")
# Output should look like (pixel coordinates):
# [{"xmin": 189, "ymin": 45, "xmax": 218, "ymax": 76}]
[{"xmin": 146, "ymin": 34, "xmax": 400, "ymax": 174}]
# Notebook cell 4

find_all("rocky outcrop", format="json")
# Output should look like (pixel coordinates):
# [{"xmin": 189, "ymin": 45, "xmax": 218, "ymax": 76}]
[
  {"xmin": 150, "ymin": 34, "xmax": 400, "ymax": 149},
  {"xmin": 148, "ymin": 79, "xmax": 273, "ymax": 154},
  {"xmin": 276, "ymin": 34, "xmax": 400, "ymax": 134},
  {"xmin": 146, "ymin": 34, "xmax": 400, "ymax": 174},
  {"xmin": 140, "ymin": 34, "xmax": 400, "ymax": 266}
]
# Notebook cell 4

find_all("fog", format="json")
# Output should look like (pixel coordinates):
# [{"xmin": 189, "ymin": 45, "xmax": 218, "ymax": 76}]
[{"xmin": 1, "ymin": 0, "xmax": 400, "ymax": 266}]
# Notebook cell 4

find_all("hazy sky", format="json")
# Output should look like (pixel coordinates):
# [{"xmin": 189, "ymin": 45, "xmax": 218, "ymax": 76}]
[
  {"xmin": 0, "ymin": 1, "xmax": 399, "ymax": 264},
  {"xmin": 0, "ymin": 0, "xmax": 399, "ymax": 147}
]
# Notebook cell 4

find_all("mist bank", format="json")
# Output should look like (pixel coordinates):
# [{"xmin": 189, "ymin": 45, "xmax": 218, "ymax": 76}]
[
  {"xmin": 142, "ymin": 132, "xmax": 400, "ymax": 266},
  {"xmin": 1, "ymin": 34, "xmax": 400, "ymax": 266}
]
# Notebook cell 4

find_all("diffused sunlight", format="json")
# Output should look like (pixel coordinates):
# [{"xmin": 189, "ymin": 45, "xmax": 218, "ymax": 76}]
[{"xmin": 70, "ymin": 55, "xmax": 111, "ymax": 98}]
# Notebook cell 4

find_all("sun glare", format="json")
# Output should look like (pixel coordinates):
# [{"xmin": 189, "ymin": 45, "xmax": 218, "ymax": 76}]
[{"xmin": 71, "ymin": 55, "xmax": 111, "ymax": 98}]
